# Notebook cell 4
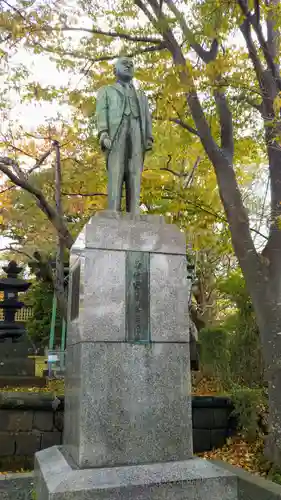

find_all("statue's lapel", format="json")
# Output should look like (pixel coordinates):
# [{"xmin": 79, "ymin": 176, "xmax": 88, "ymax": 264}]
[{"xmin": 111, "ymin": 82, "xmax": 125, "ymax": 95}]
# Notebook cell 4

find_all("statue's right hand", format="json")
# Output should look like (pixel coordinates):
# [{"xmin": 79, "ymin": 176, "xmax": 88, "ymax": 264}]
[{"xmin": 100, "ymin": 132, "xmax": 112, "ymax": 151}]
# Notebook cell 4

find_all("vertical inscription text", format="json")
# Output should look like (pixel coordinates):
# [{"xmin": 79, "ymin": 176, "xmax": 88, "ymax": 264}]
[{"xmin": 125, "ymin": 252, "xmax": 150, "ymax": 342}]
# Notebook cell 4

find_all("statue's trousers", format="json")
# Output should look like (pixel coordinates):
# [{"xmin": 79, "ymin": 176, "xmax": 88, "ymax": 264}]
[{"xmin": 107, "ymin": 115, "xmax": 143, "ymax": 213}]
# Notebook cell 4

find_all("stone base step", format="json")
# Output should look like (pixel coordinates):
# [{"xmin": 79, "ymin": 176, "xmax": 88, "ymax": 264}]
[
  {"xmin": 35, "ymin": 448, "xmax": 238, "ymax": 500},
  {"xmin": 0, "ymin": 376, "xmax": 46, "ymax": 387}
]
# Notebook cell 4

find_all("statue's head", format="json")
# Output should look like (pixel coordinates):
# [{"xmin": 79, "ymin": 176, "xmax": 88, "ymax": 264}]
[{"xmin": 114, "ymin": 57, "xmax": 134, "ymax": 82}]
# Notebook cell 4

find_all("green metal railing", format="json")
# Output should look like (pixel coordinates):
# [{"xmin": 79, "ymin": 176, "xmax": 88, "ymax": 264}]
[{"xmin": 48, "ymin": 293, "xmax": 67, "ymax": 351}]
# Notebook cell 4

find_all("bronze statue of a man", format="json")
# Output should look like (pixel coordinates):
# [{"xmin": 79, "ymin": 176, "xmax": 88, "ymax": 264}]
[{"xmin": 95, "ymin": 57, "xmax": 153, "ymax": 214}]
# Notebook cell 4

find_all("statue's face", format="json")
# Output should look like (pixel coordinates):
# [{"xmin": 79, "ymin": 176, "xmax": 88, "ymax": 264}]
[{"xmin": 115, "ymin": 57, "xmax": 134, "ymax": 82}]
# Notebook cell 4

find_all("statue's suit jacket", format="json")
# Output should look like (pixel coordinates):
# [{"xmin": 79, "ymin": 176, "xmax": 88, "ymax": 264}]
[{"xmin": 95, "ymin": 82, "xmax": 153, "ymax": 153}]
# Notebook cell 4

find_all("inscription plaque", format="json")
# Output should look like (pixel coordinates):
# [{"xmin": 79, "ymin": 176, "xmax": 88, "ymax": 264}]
[
  {"xmin": 70, "ymin": 261, "xmax": 81, "ymax": 321},
  {"xmin": 126, "ymin": 251, "xmax": 150, "ymax": 342}
]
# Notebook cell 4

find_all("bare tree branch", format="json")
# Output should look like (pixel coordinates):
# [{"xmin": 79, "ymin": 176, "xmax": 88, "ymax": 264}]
[
  {"xmin": 27, "ymin": 149, "xmax": 52, "ymax": 174},
  {"xmin": 0, "ymin": 149, "xmax": 52, "ymax": 198},
  {"xmin": 267, "ymin": 0, "xmax": 279, "ymax": 63},
  {"xmin": 154, "ymin": 115, "xmax": 199, "ymax": 136},
  {"xmin": 163, "ymin": 187, "xmax": 268, "ymax": 240},
  {"xmin": 0, "ymin": 185, "xmax": 14, "ymax": 195},
  {"xmin": 134, "ymin": 0, "xmax": 158, "ymax": 26},
  {"xmin": 61, "ymin": 191, "xmax": 106, "ymax": 197},
  {"xmin": 183, "ymin": 156, "xmax": 201, "ymax": 188},
  {"xmin": 238, "ymin": 0, "xmax": 281, "ymax": 88},
  {"xmin": 0, "ymin": 245, "xmax": 34, "ymax": 260},
  {"xmin": 32, "ymin": 41, "xmax": 166, "ymax": 63},
  {"xmin": 214, "ymin": 89, "xmax": 234, "ymax": 157},
  {"xmin": 255, "ymin": 0, "xmax": 261, "ymax": 24},
  {"xmin": 240, "ymin": 18, "xmax": 264, "ymax": 87},
  {"xmin": 1, "ymin": 0, "xmax": 26, "ymax": 20},
  {"xmin": 37, "ymin": 25, "xmax": 162, "ymax": 44},
  {"xmin": 169, "ymin": 117, "xmax": 200, "ymax": 136},
  {"xmin": 159, "ymin": 155, "xmax": 201, "ymax": 183},
  {"xmin": 0, "ymin": 157, "xmax": 74, "ymax": 249},
  {"xmin": 164, "ymin": 0, "xmax": 219, "ymax": 63},
  {"xmin": 4, "ymin": 142, "xmax": 39, "ymax": 161},
  {"xmin": 233, "ymin": 93, "xmax": 262, "ymax": 112}
]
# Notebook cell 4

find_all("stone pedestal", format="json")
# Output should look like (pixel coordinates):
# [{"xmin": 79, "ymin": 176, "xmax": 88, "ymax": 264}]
[
  {"xmin": 35, "ymin": 213, "xmax": 238, "ymax": 499},
  {"xmin": 64, "ymin": 212, "xmax": 193, "ymax": 469}
]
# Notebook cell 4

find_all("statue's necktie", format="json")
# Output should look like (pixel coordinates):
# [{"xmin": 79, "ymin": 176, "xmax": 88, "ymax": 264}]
[{"xmin": 124, "ymin": 85, "xmax": 133, "ymax": 160}]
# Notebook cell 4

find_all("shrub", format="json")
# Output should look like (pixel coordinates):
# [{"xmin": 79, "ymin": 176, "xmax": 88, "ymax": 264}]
[
  {"xmin": 25, "ymin": 280, "xmax": 62, "ymax": 347},
  {"xmin": 231, "ymin": 386, "xmax": 267, "ymax": 441}
]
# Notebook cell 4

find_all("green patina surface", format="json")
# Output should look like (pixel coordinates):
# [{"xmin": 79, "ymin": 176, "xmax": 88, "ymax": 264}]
[{"xmin": 125, "ymin": 251, "xmax": 150, "ymax": 343}]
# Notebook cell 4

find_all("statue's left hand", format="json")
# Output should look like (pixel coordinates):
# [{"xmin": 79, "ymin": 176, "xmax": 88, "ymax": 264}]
[
  {"xmin": 100, "ymin": 132, "xmax": 112, "ymax": 151},
  {"xmin": 146, "ymin": 138, "xmax": 153, "ymax": 151}
]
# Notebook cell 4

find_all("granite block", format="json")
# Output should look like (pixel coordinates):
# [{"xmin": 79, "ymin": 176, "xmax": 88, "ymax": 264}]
[
  {"xmin": 67, "ymin": 254, "xmax": 85, "ymax": 334},
  {"xmin": 94, "ymin": 211, "xmax": 166, "ymax": 224},
  {"xmin": 67, "ymin": 213, "xmax": 191, "ymax": 345},
  {"xmin": 63, "ymin": 344, "xmax": 81, "ymax": 461},
  {"xmin": 81, "ymin": 250, "xmax": 126, "ymax": 342},
  {"xmin": 71, "ymin": 213, "xmax": 186, "ymax": 255},
  {"xmin": 15, "ymin": 432, "xmax": 41, "ymax": 455},
  {"xmin": 67, "ymin": 250, "xmax": 126, "ymax": 344},
  {"xmin": 0, "ymin": 410, "xmax": 33, "ymax": 432},
  {"xmin": 41, "ymin": 431, "xmax": 62, "ymax": 449},
  {"xmin": 67, "ymin": 252, "xmax": 192, "ymax": 345},
  {"xmin": 150, "ymin": 254, "xmax": 190, "ymax": 342},
  {"xmin": 35, "ymin": 447, "xmax": 238, "ymax": 500},
  {"xmin": 0, "ymin": 432, "xmax": 16, "ymax": 456},
  {"xmin": 33, "ymin": 411, "xmax": 54, "ymax": 432},
  {"xmin": 63, "ymin": 342, "xmax": 193, "ymax": 468}
]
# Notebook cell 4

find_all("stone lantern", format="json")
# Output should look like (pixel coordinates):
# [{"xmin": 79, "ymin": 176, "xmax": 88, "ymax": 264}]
[{"xmin": 0, "ymin": 261, "xmax": 31, "ymax": 342}]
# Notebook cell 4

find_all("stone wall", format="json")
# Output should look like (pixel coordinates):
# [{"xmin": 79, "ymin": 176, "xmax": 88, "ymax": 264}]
[
  {"xmin": 0, "ymin": 392, "xmax": 63, "ymax": 471},
  {"xmin": 0, "ymin": 392, "xmax": 235, "ymax": 471},
  {"xmin": 192, "ymin": 396, "xmax": 236, "ymax": 453}
]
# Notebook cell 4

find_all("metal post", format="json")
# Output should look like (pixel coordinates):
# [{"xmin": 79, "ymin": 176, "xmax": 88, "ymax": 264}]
[
  {"xmin": 60, "ymin": 318, "xmax": 66, "ymax": 373},
  {"xmin": 61, "ymin": 318, "xmax": 66, "ymax": 352},
  {"xmin": 49, "ymin": 293, "xmax": 57, "ymax": 351}
]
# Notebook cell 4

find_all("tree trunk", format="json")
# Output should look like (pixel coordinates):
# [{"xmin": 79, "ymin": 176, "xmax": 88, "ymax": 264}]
[
  {"xmin": 253, "ymin": 292, "xmax": 281, "ymax": 462},
  {"xmin": 135, "ymin": 0, "xmax": 281, "ymax": 463},
  {"xmin": 53, "ymin": 141, "xmax": 67, "ymax": 319}
]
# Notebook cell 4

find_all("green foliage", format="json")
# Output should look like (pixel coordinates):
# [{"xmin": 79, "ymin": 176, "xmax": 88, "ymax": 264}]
[
  {"xmin": 219, "ymin": 271, "xmax": 252, "ymax": 313},
  {"xmin": 199, "ymin": 271, "xmax": 263, "ymax": 400},
  {"xmin": 25, "ymin": 280, "xmax": 62, "ymax": 347},
  {"xmin": 231, "ymin": 387, "xmax": 267, "ymax": 442},
  {"xmin": 267, "ymin": 465, "xmax": 281, "ymax": 485},
  {"xmin": 199, "ymin": 326, "xmax": 231, "ymax": 387},
  {"xmin": 219, "ymin": 271, "xmax": 264, "ymax": 388}
]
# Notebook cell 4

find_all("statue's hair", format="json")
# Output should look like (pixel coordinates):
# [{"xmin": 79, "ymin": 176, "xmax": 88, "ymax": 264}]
[{"xmin": 114, "ymin": 55, "xmax": 133, "ymax": 74}]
